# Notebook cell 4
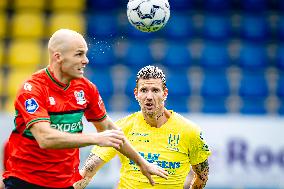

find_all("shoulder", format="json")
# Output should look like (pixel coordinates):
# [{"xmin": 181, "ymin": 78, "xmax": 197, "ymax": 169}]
[
  {"xmin": 115, "ymin": 112, "xmax": 141, "ymax": 132},
  {"xmin": 17, "ymin": 69, "xmax": 47, "ymax": 95},
  {"xmin": 172, "ymin": 112, "xmax": 201, "ymax": 134}
]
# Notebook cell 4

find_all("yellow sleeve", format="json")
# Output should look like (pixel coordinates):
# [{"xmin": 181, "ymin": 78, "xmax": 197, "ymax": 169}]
[
  {"xmin": 91, "ymin": 145, "xmax": 117, "ymax": 162},
  {"xmin": 91, "ymin": 115, "xmax": 133, "ymax": 162},
  {"xmin": 188, "ymin": 126, "xmax": 211, "ymax": 165}
]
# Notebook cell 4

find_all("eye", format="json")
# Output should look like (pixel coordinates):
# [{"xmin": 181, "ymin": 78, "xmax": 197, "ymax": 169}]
[
  {"xmin": 140, "ymin": 88, "xmax": 147, "ymax": 93},
  {"xmin": 153, "ymin": 88, "xmax": 160, "ymax": 93},
  {"xmin": 76, "ymin": 53, "xmax": 83, "ymax": 56}
]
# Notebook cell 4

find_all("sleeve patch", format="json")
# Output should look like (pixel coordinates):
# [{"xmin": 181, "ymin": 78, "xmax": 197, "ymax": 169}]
[{"xmin": 24, "ymin": 98, "xmax": 39, "ymax": 114}]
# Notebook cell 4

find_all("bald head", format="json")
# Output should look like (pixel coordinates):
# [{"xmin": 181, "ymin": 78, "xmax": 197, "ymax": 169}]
[{"xmin": 48, "ymin": 29, "xmax": 86, "ymax": 53}]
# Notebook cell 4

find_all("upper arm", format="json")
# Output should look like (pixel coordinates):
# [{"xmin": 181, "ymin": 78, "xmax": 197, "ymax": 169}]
[
  {"xmin": 91, "ymin": 116, "xmax": 119, "ymax": 132},
  {"xmin": 191, "ymin": 159, "xmax": 209, "ymax": 182}
]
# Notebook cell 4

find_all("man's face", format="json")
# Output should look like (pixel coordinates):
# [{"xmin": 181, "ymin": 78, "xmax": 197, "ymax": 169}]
[
  {"xmin": 60, "ymin": 37, "xmax": 89, "ymax": 80},
  {"xmin": 135, "ymin": 78, "xmax": 168, "ymax": 117}
]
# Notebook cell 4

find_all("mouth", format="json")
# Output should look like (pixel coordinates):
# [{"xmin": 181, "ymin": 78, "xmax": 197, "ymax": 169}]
[
  {"xmin": 145, "ymin": 102, "xmax": 154, "ymax": 110},
  {"xmin": 78, "ymin": 66, "xmax": 85, "ymax": 74}
]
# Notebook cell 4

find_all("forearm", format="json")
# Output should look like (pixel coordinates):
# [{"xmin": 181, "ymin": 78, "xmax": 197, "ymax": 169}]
[
  {"xmin": 74, "ymin": 153, "xmax": 105, "ymax": 189},
  {"xmin": 30, "ymin": 122, "xmax": 98, "ymax": 149},
  {"xmin": 93, "ymin": 118, "xmax": 146, "ymax": 167},
  {"xmin": 190, "ymin": 160, "xmax": 209, "ymax": 189}
]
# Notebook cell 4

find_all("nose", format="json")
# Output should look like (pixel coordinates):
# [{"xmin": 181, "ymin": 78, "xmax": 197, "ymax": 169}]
[
  {"xmin": 83, "ymin": 56, "xmax": 89, "ymax": 65},
  {"xmin": 146, "ymin": 91, "xmax": 154, "ymax": 100}
]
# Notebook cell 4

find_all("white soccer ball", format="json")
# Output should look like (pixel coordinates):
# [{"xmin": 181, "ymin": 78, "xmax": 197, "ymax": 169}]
[{"xmin": 127, "ymin": 0, "xmax": 170, "ymax": 32}]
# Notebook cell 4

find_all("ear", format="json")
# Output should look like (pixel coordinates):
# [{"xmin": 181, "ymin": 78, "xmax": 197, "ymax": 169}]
[
  {"xmin": 134, "ymin": 88, "xmax": 138, "ymax": 100},
  {"xmin": 163, "ymin": 88, "xmax": 168, "ymax": 100},
  {"xmin": 53, "ymin": 52, "xmax": 63, "ymax": 63}
]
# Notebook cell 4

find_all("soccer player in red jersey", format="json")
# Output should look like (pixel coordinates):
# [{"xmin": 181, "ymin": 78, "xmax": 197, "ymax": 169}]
[{"xmin": 2, "ymin": 29, "xmax": 168, "ymax": 189}]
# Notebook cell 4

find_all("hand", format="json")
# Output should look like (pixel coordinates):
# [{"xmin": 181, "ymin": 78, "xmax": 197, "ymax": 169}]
[
  {"xmin": 94, "ymin": 130, "xmax": 125, "ymax": 149},
  {"xmin": 139, "ymin": 161, "xmax": 168, "ymax": 186}
]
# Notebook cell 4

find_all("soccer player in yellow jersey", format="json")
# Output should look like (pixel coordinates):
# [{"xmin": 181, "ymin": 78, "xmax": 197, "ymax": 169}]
[{"xmin": 74, "ymin": 65, "xmax": 211, "ymax": 189}]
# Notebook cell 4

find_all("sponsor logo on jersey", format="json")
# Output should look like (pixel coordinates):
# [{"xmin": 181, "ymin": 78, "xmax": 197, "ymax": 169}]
[
  {"xmin": 23, "ymin": 82, "xmax": 32, "ymax": 91},
  {"xmin": 74, "ymin": 90, "xmax": 86, "ymax": 105},
  {"xmin": 129, "ymin": 152, "xmax": 181, "ymax": 174},
  {"xmin": 49, "ymin": 97, "xmax": 56, "ymax": 105},
  {"xmin": 50, "ymin": 121, "xmax": 83, "ymax": 133},
  {"xmin": 25, "ymin": 98, "xmax": 39, "ymax": 114}
]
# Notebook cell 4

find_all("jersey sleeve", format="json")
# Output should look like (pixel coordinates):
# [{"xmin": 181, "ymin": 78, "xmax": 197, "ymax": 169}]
[
  {"xmin": 84, "ymin": 81, "xmax": 107, "ymax": 122},
  {"xmin": 15, "ymin": 81, "xmax": 50, "ymax": 129},
  {"xmin": 188, "ymin": 125, "xmax": 211, "ymax": 165},
  {"xmin": 90, "ymin": 115, "xmax": 133, "ymax": 162}
]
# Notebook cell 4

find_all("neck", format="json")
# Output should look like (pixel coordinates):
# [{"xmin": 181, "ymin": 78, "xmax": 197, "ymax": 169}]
[
  {"xmin": 49, "ymin": 64, "xmax": 70, "ymax": 84},
  {"xmin": 143, "ymin": 108, "xmax": 171, "ymax": 128}
]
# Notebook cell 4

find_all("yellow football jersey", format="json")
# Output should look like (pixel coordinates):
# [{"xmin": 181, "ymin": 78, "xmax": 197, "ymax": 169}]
[{"xmin": 92, "ymin": 111, "xmax": 211, "ymax": 189}]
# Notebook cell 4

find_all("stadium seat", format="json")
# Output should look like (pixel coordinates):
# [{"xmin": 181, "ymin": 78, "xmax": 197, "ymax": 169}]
[
  {"xmin": 86, "ymin": 13, "xmax": 118, "ymax": 38},
  {"xmin": 278, "ymin": 100, "xmax": 284, "ymax": 115},
  {"xmin": 203, "ymin": 14, "xmax": 231, "ymax": 41},
  {"xmin": 126, "ymin": 97, "xmax": 140, "ymax": 113},
  {"xmin": 200, "ymin": 42, "xmax": 230, "ymax": 70},
  {"xmin": 240, "ymin": 0, "xmax": 267, "ymax": 12},
  {"xmin": 238, "ymin": 43, "xmax": 268, "ymax": 70},
  {"xmin": 275, "ymin": 45, "xmax": 284, "ymax": 71},
  {"xmin": 276, "ymin": 15, "xmax": 284, "ymax": 41},
  {"xmin": 11, "ymin": 12, "xmax": 45, "ymax": 39},
  {"xmin": 87, "ymin": 41, "xmax": 115, "ymax": 68},
  {"xmin": 240, "ymin": 14, "xmax": 269, "ymax": 41},
  {"xmin": 8, "ymin": 39, "xmax": 43, "ymax": 70},
  {"xmin": 162, "ymin": 43, "xmax": 191, "ymax": 68},
  {"xmin": 0, "ymin": 0, "xmax": 7, "ymax": 10},
  {"xmin": 239, "ymin": 71, "xmax": 268, "ymax": 98},
  {"xmin": 276, "ymin": 75, "xmax": 284, "ymax": 98},
  {"xmin": 203, "ymin": 0, "xmax": 231, "ymax": 11},
  {"xmin": 48, "ymin": 12, "xmax": 85, "ymax": 37},
  {"xmin": 166, "ymin": 71, "xmax": 191, "ymax": 97},
  {"xmin": 49, "ymin": 0, "xmax": 85, "ymax": 11},
  {"xmin": 13, "ymin": 0, "xmax": 46, "ymax": 10},
  {"xmin": 163, "ymin": 13, "xmax": 194, "ymax": 40},
  {"xmin": 201, "ymin": 97, "xmax": 228, "ymax": 114},
  {"xmin": 0, "ymin": 69, "xmax": 3, "ymax": 95},
  {"xmin": 169, "ymin": 0, "xmax": 193, "ymax": 10},
  {"xmin": 166, "ymin": 96, "xmax": 189, "ymax": 113},
  {"xmin": 0, "ymin": 41, "xmax": 4, "ymax": 66},
  {"xmin": 86, "ymin": 0, "xmax": 120, "ymax": 10},
  {"xmin": 0, "ymin": 12, "xmax": 7, "ymax": 39},
  {"xmin": 200, "ymin": 71, "xmax": 230, "ymax": 98},
  {"xmin": 88, "ymin": 68, "xmax": 114, "ymax": 97},
  {"xmin": 6, "ymin": 69, "xmax": 34, "ymax": 101},
  {"xmin": 240, "ymin": 98, "xmax": 267, "ymax": 115},
  {"xmin": 123, "ymin": 42, "xmax": 153, "ymax": 69},
  {"xmin": 124, "ymin": 73, "xmax": 136, "ymax": 97}
]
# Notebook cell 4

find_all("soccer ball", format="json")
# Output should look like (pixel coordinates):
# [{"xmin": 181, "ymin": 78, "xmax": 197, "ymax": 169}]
[{"xmin": 127, "ymin": 0, "xmax": 170, "ymax": 32}]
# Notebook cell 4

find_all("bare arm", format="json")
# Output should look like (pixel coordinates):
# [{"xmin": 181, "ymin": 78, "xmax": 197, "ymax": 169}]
[
  {"xmin": 189, "ymin": 159, "xmax": 209, "ymax": 189},
  {"xmin": 91, "ymin": 117, "xmax": 168, "ymax": 185},
  {"xmin": 73, "ymin": 153, "xmax": 105, "ymax": 189},
  {"xmin": 30, "ymin": 121, "xmax": 125, "ymax": 149}
]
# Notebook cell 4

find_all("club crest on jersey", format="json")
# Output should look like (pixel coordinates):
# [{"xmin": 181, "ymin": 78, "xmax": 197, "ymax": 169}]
[
  {"xmin": 167, "ymin": 134, "xmax": 180, "ymax": 152},
  {"xmin": 74, "ymin": 90, "xmax": 86, "ymax": 105},
  {"xmin": 25, "ymin": 98, "xmax": 39, "ymax": 114}
]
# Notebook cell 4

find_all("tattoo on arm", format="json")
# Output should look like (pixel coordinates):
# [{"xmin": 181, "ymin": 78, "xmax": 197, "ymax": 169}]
[
  {"xmin": 191, "ymin": 159, "xmax": 209, "ymax": 189},
  {"xmin": 74, "ymin": 153, "xmax": 105, "ymax": 189},
  {"xmin": 82, "ymin": 153, "xmax": 105, "ymax": 177}
]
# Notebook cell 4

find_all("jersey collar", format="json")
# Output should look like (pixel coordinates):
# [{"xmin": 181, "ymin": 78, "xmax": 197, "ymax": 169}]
[{"xmin": 45, "ymin": 67, "xmax": 70, "ymax": 91}]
